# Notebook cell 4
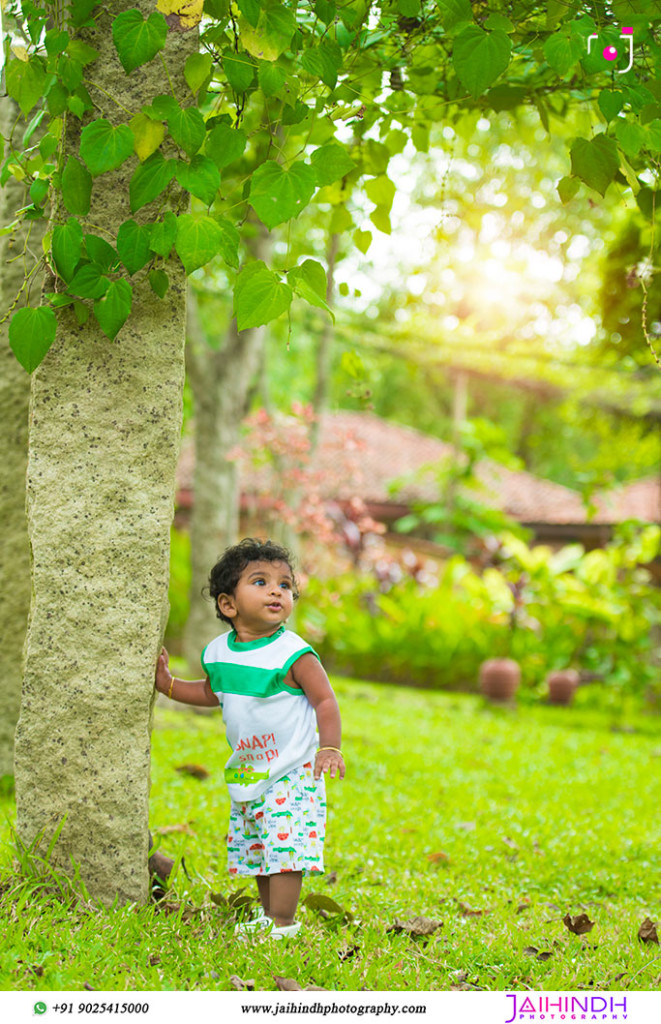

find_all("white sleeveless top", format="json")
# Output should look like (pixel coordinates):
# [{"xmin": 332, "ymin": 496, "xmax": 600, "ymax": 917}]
[{"xmin": 201, "ymin": 625, "xmax": 319, "ymax": 801}]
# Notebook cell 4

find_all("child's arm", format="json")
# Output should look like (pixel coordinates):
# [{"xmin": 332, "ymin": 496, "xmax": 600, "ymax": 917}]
[
  {"xmin": 155, "ymin": 647, "xmax": 219, "ymax": 708},
  {"xmin": 291, "ymin": 653, "xmax": 345, "ymax": 781}
]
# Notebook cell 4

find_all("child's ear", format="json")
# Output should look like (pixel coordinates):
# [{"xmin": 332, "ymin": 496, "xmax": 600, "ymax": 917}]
[{"xmin": 217, "ymin": 593, "xmax": 236, "ymax": 619}]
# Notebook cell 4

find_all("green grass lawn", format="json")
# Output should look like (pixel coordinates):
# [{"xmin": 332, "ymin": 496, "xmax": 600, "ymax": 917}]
[{"xmin": 2, "ymin": 678, "xmax": 661, "ymax": 992}]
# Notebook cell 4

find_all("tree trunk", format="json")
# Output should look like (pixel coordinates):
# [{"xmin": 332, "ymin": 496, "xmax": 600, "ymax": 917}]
[
  {"xmin": 183, "ymin": 286, "xmax": 267, "ymax": 668},
  {"xmin": 13, "ymin": 3, "xmax": 196, "ymax": 905},
  {"xmin": 310, "ymin": 232, "xmax": 339, "ymax": 452},
  {"xmin": 0, "ymin": 99, "xmax": 42, "ymax": 782}
]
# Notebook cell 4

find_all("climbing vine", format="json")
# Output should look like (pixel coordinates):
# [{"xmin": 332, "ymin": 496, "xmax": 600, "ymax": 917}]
[{"xmin": 2, "ymin": 0, "xmax": 661, "ymax": 372}]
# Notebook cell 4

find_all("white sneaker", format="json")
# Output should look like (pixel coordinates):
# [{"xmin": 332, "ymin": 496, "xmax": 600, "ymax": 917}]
[
  {"xmin": 267, "ymin": 921, "xmax": 301, "ymax": 940},
  {"xmin": 234, "ymin": 909, "xmax": 271, "ymax": 936}
]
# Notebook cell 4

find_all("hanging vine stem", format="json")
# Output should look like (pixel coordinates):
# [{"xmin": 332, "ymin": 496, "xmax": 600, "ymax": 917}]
[
  {"xmin": 0, "ymin": 256, "xmax": 46, "ymax": 328},
  {"xmin": 640, "ymin": 185, "xmax": 661, "ymax": 370}
]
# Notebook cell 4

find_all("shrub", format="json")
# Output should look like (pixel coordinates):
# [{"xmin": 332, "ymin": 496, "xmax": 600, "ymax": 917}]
[{"xmin": 299, "ymin": 524, "xmax": 661, "ymax": 695}]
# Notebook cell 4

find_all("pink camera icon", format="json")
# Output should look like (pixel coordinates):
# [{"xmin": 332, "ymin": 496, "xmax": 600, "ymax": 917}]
[{"xmin": 587, "ymin": 26, "xmax": 634, "ymax": 73}]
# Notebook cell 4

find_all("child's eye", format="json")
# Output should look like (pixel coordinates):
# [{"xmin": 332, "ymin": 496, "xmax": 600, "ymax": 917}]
[
  {"xmin": 280, "ymin": 582, "xmax": 291, "ymax": 589},
  {"xmin": 253, "ymin": 579, "xmax": 265, "ymax": 586}
]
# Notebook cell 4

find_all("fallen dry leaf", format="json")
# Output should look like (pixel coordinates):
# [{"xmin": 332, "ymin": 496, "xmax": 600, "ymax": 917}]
[
  {"xmin": 305, "ymin": 985, "xmax": 328, "ymax": 991},
  {"xmin": 427, "ymin": 851, "xmax": 450, "ymax": 863},
  {"xmin": 303, "ymin": 892, "xmax": 354, "ymax": 923},
  {"xmin": 638, "ymin": 918, "xmax": 659, "ymax": 944},
  {"xmin": 523, "ymin": 946, "xmax": 553, "ymax": 961},
  {"xmin": 230, "ymin": 975, "xmax": 255, "ymax": 991},
  {"xmin": 563, "ymin": 913, "xmax": 595, "ymax": 935},
  {"xmin": 387, "ymin": 916, "xmax": 442, "ymax": 937},
  {"xmin": 175, "ymin": 763, "xmax": 210, "ymax": 780},
  {"xmin": 148, "ymin": 955, "xmax": 161, "ymax": 967},
  {"xmin": 274, "ymin": 976, "xmax": 303, "ymax": 991},
  {"xmin": 325, "ymin": 871, "xmax": 338, "ymax": 885},
  {"xmin": 338, "ymin": 945, "xmax": 360, "ymax": 962},
  {"xmin": 516, "ymin": 902, "xmax": 531, "ymax": 914},
  {"xmin": 458, "ymin": 902, "xmax": 486, "ymax": 917},
  {"xmin": 456, "ymin": 821, "xmax": 476, "ymax": 831},
  {"xmin": 83, "ymin": 982, "xmax": 95, "ymax": 991},
  {"xmin": 502, "ymin": 836, "xmax": 519, "ymax": 849}
]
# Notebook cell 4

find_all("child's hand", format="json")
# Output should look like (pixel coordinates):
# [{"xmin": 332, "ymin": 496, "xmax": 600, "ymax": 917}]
[
  {"xmin": 314, "ymin": 748, "xmax": 345, "ymax": 781},
  {"xmin": 155, "ymin": 647, "xmax": 173, "ymax": 694}
]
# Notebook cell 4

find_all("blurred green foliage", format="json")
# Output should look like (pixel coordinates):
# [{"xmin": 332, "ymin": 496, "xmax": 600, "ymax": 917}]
[{"xmin": 298, "ymin": 523, "xmax": 661, "ymax": 697}]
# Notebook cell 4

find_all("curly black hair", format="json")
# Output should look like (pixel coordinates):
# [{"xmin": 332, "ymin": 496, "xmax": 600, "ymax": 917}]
[{"xmin": 207, "ymin": 538, "xmax": 299, "ymax": 624}]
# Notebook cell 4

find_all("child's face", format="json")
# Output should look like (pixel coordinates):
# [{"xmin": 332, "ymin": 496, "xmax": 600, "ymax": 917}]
[{"xmin": 217, "ymin": 559, "xmax": 295, "ymax": 636}]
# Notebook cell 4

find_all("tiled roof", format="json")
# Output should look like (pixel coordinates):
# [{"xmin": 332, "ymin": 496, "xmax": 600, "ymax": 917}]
[{"xmin": 176, "ymin": 411, "xmax": 659, "ymax": 526}]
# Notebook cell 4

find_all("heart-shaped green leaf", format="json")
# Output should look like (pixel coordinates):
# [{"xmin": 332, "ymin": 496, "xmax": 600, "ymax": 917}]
[
  {"xmin": 68, "ymin": 263, "xmax": 110, "ymax": 299},
  {"xmin": 205, "ymin": 123, "xmax": 247, "ymax": 169},
  {"xmin": 176, "ymin": 214, "xmax": 239, "ymax": 273},
  {"xmin": 52, "ymin": 218, "xmax": 84, "ymax": 282},
  {"xmin": 149, "ymin": 268, "xmax": 169, "ymax": 298},
  {"xmin": 185, "ymin": 52, "xmax": 213, "ymax": 94},
  {"xmin": 129, "ymin": 151, "xmax": 176, "ymax": 212},
  {"xmin": 288, "ymin": 259, "xmax": 334, "ymax": 321},
  {"xmin": 233, "ymin": 261, "xmax": 293, "ymax": 331},
  {"xmin": 176, "ymin": 156, "xmax": 221, "ymax": 206},
  {"xmin": 167, "ymin": 105, "xmax": 206, "ymax": 156},
  {"xmin": 453, "ymin": 26, "xmax": 512, "ymax": 98},
  {"xmin": 61, "ymin": 156, "xmax": 92, "ymax": 216},
  {"xmin": 80, "ymin": 119, "xmax": 134, "ymax": 176},
  {"xmin": 9, "ymin": 306, "xmax": 57, "ymax": 373},
  {"xmin": 117, "ymin": 220, "xmax": 153, "ymax": 275},
  {"xmin": 310, "ymin": 144, "xmax": 355, "ymax": 186},
  {"xmin": 84, "ymin": 234, "xmax": 120, "ymax": 272},
  {"xmin": 249, "ymin": 160, "xmax": 316, "ymax": 229},
  {"xmin": 150, "ymin": 212, "xmax": 178, "ymax": 258},
  {"xmin": 570, "ymin": 135, "xmax": 619, "ymax": 196},
  {"xmin": 94, "ymin": 279, "xmax": 133, "ymax": 340},
  {"xmin": 112, "ymin": 9, "xmax": 167, "ymax": 74},
  {"xmin": 300, "ymin": 39, "xmax": 342, "ymax": 89}
]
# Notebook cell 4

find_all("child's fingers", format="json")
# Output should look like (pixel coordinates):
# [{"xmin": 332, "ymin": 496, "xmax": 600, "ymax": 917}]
[{"xmin": 314, "ymin": 754, "xmax": 344, "ymax": 781}]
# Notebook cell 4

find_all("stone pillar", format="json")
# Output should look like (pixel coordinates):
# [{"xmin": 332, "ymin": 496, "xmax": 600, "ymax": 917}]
[{"xmin": 13, "ymin": 2, "xmax": 196, "ymax": 904}]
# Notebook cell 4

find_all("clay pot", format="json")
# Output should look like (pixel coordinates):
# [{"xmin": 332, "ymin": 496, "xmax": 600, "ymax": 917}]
[
  {"xmin": 546, "ymin": 669, "xmax": 579, "ymax": 706},
  {"xmin": 479, "ymin": 658, "xmax": 521, "ymax": 701}
]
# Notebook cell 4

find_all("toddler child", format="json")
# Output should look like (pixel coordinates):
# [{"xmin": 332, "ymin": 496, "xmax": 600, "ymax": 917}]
[{"xmin": 155, "ymin": 538, "xmax": 345, "ymax": 939}]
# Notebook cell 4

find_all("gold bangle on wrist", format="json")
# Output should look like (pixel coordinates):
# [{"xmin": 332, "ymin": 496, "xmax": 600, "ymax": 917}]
[
  {"xmin": 167, "ymin": 676, "xmax": 174, "ymax": 699},
  {"xmin": 317, "ymin": 746, "xmax": 343, "ymax": 756}
]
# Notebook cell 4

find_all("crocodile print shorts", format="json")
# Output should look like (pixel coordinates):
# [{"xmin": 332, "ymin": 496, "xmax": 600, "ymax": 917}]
[{"xmin": 227, "ymin": 762, "xmax": 326, "ymax": 876}]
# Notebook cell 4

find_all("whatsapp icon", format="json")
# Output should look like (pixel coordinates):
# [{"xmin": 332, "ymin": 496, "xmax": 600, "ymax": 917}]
[{"xmin": 34, "ymin": 1003, "xmax": 47, "ymax": 1015}]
